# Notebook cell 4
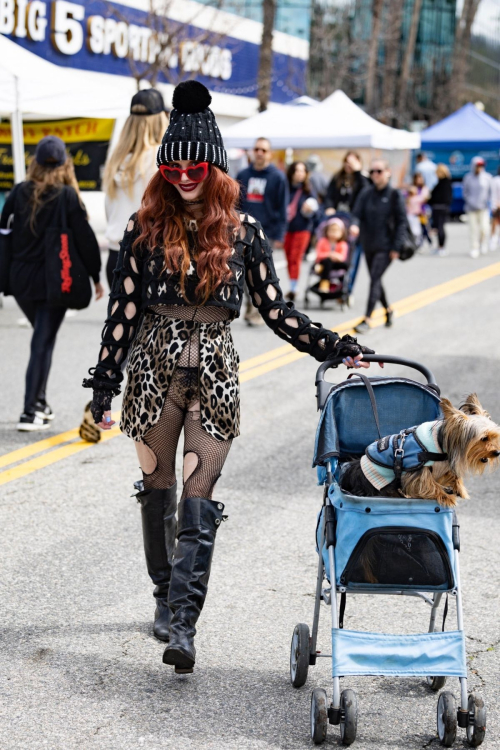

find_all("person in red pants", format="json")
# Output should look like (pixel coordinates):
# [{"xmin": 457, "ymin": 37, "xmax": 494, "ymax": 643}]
[{"xmin": 284, "ymin": 161, "xmax": 318, "ymax": 301}]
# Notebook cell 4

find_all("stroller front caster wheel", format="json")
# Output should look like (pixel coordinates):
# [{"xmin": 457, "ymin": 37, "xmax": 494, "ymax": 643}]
[
  {"xmin": 426, "ymin": 675, "xmax": 447, "ymax": 691},
  {"xmin": 340, "ymin": 689, "xmax": 358, "ymax": 745},
  {"xmin": 310, "ymin": 688, "xmax": 328, "ymax": 744},
  {"xmin": 466, "ymin": 693, "xmax": 486, "ymax": 747},
  {"xmin": 290, "ymin": 623, "xmax": 310, "ymax": 688},
  {"xmin": 437, "ymin": 691, "xmax": 457, "ymax": 747}
]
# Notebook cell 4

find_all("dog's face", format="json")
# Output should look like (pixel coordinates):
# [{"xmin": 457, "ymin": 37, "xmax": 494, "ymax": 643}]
[{"xmin": 440, "ymin": 394, "xmax": 500, "ymax": 475}]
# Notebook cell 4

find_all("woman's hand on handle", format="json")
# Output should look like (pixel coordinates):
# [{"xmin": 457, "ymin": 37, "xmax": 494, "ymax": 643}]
[{"xmin": 334, "ymin": 334, "xmax": 384, "ymax": 370}]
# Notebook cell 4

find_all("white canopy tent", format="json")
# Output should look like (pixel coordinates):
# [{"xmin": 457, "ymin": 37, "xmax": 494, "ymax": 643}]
[
  {"xmin": 222, "ymin": 90, "xmax": 420, "ymax": 150},
  {"xmin": 0, "ymin": 35, "xmax": 150, "ymax": 182}
]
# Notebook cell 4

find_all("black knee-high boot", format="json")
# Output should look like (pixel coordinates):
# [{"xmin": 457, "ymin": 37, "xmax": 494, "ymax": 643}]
[
  {"xmin": 136, "ymin": 483, "xmax": 177, "ymax": 642},
  {"xmin": 162, "ymin": 496, "xmax": 224, "ymax": 672}
]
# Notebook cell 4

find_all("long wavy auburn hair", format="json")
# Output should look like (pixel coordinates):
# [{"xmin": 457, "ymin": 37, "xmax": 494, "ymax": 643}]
[{"xmin": 135, "ymin": 165, "xmax": 241, "ymax": 303}]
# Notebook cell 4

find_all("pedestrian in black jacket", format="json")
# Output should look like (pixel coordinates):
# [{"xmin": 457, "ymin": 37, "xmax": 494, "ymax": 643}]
[
  {"xmin": 352, "ymin": 159, "xmax": 406, "ymax": 332},
  {"xmin": 325, "ymin": 151, "xmax": 369, "ymax": 214},
  {"xmin": 0, "ymin": 136, "xmax": 103, "ymax": 431},
  {"xmin": 428, "ymin": 164, "xmax": 453, "ymax": 255}
]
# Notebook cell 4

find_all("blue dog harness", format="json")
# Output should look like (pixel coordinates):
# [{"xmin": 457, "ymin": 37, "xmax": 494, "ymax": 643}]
[{"xmin": 360, "ymin": 420, "xmax": 447, "ymax": 490}]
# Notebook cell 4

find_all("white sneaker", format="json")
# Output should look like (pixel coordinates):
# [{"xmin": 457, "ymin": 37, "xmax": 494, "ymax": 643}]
[
  {"xmin": 17, "ymin": 413, "xmax": 50, "ymax": 431},
  {"xmin": 470, "ymin": 249, "xmax": 480, "ymax": 259},
  {"xmin": 489, "ymin": 237, "xmax": 498, "ymax": 251},
  {"xmin": 438, "ymin": 249, "xmax": 448, "ymax": 257}
]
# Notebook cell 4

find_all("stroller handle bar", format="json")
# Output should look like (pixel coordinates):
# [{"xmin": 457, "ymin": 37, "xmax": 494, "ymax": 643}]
[{"xmin": 315, "ymin": 355, "xmax": 439, "ymax": 410}]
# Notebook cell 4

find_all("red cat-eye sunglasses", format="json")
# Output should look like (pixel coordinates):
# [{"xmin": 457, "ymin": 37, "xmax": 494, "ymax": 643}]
[{"xmin": 159, "ymin": 162, "xmax": 209, "ymax": 184}]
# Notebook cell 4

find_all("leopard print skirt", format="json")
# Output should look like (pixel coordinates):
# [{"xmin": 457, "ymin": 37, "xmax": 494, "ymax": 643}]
[{"xmin": 121, "ymin": 308, "xmax": 240, "ymax": 442}]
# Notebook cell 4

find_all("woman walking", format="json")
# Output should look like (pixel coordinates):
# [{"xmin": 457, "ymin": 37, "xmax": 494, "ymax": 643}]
[
  {"xmin": 102, "ymin": 89, "xmax": 168, "ymax": 288},
  {"xmin": 428, "ymin": 164, "xmax": 453, "ymax": 257},
  {"xmin": 1, "ymin": 136, "xmax": 102, "ymax": 431},
  {"xmin": 83, "ymin": 82, "xmax": 376, "ymax": 674},
  {"xmin": 325, "ymin": 151, "xmax": 368, "ymax": 214},
  {"xmin": 283, "ymin": 161, "xmax": 318, "ymax": 300}
]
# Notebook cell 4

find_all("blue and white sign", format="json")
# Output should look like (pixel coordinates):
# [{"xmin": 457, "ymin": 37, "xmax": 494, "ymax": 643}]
[{"xmin": 0, "ymin": 0, "xmax": 307, "ymax": 103}]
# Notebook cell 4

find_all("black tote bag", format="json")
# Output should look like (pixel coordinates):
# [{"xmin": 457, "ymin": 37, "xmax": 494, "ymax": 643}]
[{"xmin": 45, "ymin": 187, "xmax": 92, "ymax": 310}]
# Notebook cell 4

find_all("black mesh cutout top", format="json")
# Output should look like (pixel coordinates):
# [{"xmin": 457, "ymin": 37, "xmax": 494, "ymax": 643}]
[{"xmin": 87, "ymin": 213, "xmax": 340, "ymax": 391}]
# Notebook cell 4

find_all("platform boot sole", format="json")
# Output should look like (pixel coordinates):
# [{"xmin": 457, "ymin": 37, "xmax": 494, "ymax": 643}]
[{"xmin": 162, "ymin": 646, "xmax": 195, "ymax": 673}]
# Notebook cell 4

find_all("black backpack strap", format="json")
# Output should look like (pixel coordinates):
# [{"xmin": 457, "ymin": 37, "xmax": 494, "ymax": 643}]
[{"xmin": 348, "ymin": 372, "xmax": 381, "ymax": 439}]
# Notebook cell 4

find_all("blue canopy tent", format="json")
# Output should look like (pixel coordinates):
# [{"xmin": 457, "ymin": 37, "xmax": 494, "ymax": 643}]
[{"xmin": 419, "ymin": 103, "xmax": 500, "ymax": 214}]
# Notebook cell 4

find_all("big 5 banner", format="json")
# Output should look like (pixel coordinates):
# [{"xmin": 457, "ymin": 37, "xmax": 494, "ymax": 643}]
[
  {"xmin": 0, "ymin": 118, "xmax": 114, "ymax": 190},
  {"xmin": 0, "ymin": 0, "xmax": 307, "ymax": 102}
]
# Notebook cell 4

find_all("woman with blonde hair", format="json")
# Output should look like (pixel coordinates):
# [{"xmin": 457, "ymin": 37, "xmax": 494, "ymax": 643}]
[
  {"xmin": 429, "ymin": 163, "xmax": 453, "ymax": 256},
  {"xmin": 103, "ymin": 89, "xmax": 168, "ymax": 287},
  {"xmin": 0, "ymin": 136, "xmax": 102, "ymax": 430}
]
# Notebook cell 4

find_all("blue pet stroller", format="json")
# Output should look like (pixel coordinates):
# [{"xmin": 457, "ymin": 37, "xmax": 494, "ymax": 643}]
[{"xmin": 289, "ymin": 355, "xmax": 486, "ymax": 747}]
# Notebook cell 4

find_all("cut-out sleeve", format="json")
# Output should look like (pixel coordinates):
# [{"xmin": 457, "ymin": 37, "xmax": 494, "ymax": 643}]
[
  {"xmin": 84, "ymin": 216, "xmax": 143, "ymax": 392},
  {"xmin": 243, "ymin": 217, "xmax": 339, "ymax": 361}
]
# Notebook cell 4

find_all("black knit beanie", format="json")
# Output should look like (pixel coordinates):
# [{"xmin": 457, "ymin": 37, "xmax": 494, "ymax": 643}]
[{"xmin": 156, "ymin": 81, "xmax": 228, "ymax": 173}]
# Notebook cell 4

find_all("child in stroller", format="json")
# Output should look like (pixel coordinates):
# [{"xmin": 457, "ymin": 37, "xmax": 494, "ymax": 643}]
[{"xmin": 305, "ymin": 215, "xmax": 354, "ymax": 309}]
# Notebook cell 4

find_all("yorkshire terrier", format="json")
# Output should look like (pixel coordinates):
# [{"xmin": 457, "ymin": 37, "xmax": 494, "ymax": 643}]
[{"xmin": 341, "ymin": 393, "xmax": 500, "ymax": 508}]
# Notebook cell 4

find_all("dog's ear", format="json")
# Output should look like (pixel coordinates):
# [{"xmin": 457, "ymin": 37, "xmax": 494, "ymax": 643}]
[
  {"xmin": 440, "ymin": 398, "xmax": 466, "ymax": 421},
  {"xmin": 460, "ymin": 393, "xmax": 489, "ymax": 417}
]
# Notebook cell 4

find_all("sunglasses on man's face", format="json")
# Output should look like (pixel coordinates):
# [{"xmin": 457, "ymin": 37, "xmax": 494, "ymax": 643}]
[
  {"xmin": 254, "ymin": 147, "xmax": 269, "ymax": 154},
  {"xmin": 369, "ymin": 169, "xmax": 384, "ymax": 175},
  {"xmin": 159, "ymin": 162, "xmax": 209, "ymax": 184}
]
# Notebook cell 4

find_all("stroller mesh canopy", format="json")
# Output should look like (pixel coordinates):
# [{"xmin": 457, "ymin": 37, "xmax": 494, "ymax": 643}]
[{"xmin": 314, "ymin": 378, "xmax": 443, "ymax": 466}]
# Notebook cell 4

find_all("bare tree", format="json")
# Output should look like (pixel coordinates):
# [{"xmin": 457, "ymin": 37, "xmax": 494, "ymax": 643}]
[
  {"xmin": 104, "ymin": 0, "xmax": 238, "ymax": 89},
  {"xmin": 257, "ymin": 0, "xmax": 277, "ymax": 111},
  {"xmin": 308, "ymin": 1, "xmax": 366, "ymax": 102},
  {"xmin": 396, "ymin": 0, "xmax": 424, "ymax": 126},
  {"xmin": 379, "ymin": 0, "xmax": 405, "ymax": 124},
  {"xmin": 450, "ymin": 0, "xmax": 482, "ymax": 110},
  {"xmin": 365, "ymin": 0, "xmax": 385, "ymax": 113}
]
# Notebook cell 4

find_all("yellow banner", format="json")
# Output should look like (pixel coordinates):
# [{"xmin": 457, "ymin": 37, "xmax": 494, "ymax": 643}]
[{"xmin": 0, "ymin": 118, "xmax": 115, "ymax": 145}]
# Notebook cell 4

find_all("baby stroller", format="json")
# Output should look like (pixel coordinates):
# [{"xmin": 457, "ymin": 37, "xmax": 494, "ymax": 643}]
[
  {"xmin": 304, "ymin": 212, "xmax": 354, "ymax": 311},
  {"xmin": 289, "ymin": 354, "xmax": 486, "ymax": 747}
]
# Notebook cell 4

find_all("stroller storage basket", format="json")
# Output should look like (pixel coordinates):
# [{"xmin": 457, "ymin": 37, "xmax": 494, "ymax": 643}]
[{"xmin": 331, "ymin": 629, "xmax": 467, "ymax": 678}]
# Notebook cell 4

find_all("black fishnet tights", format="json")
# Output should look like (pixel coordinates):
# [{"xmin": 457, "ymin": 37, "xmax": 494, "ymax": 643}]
[{"xmin": 139, "ymin": 366, "xmax": 232, "ymax": 498}]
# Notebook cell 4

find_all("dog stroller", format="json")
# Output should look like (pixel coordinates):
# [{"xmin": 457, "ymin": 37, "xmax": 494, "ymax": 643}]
[{"xmin": 289, "ymin": 355, "xmax": 486, "ymax": 746}]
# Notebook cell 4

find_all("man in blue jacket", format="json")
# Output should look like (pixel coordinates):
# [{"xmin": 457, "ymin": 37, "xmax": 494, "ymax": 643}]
[
  {"xmin": 237, "ymin": 138, "xmax": 288, "ymax": 325},
  {"xmin": 237, "ymin": 138, "xmax": 288, "ymax": 247}
]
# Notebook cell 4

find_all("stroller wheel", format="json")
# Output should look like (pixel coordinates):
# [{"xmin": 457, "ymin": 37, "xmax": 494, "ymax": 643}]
[
  {"xmin": 437, "ymin": 691, "xmax": 457, "ymax": 747},
  {"xmin": 310, "ymin": 688, "xmax": 328, "ymax": 744},
  {"xmin": 340, "ymin": 689, "xmax": 357, "ymax": 745},
  {"xmin": 290, "ymin": 623, "xmax": 310, "ymax": 688},
  {"xmin": 466, "ymin": 693, "xmax": 486, "ymax": 747},
  {"xmin": 426, "ymin": 675, "xmax": 447, "ymax": 691}
]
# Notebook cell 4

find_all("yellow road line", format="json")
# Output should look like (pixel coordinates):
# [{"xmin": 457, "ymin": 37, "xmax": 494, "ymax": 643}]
[
  {"xmin": 0, "ymin": 426, "xmax": 120, "ymax": 487},
  {"xmin": 0, "ymin": 427, "xmax": 80, "ymax": 469},
  {"xmin": 1, "ymin": 261, "xmax": 499, "ymax": 487}
]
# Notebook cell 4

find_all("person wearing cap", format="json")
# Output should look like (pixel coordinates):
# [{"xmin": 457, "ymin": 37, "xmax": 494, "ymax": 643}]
[
  {"xmin": 83, "ymin": 81, "xmax": 378, "ymax": 674},
  {"xmin": 0, "ymin": 136, "xmax": 103, "ymax": 431},
  {"xmin": 102, "ymin": 88, "xmax": 168, "ymax": 288},
  {"xmin": 462, "ymin": 156, "xmax": 493, "ymax": 258}
]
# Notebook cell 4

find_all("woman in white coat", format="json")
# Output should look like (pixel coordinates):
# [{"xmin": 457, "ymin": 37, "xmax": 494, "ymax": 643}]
[{"xmin": 102, "ymin": 89, "xmax": 168, "ymax": 288}]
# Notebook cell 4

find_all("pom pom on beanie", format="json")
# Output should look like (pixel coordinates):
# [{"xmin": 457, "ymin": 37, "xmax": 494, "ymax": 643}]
[{"xmin": 172, "ymin": 81, "xmax": 212, "ymax": 114}]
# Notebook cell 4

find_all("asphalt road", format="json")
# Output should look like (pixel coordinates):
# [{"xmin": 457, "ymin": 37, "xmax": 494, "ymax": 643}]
[{"xmin": 1, "ymin": 221, "xmax": 499, "ymax": 749}]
